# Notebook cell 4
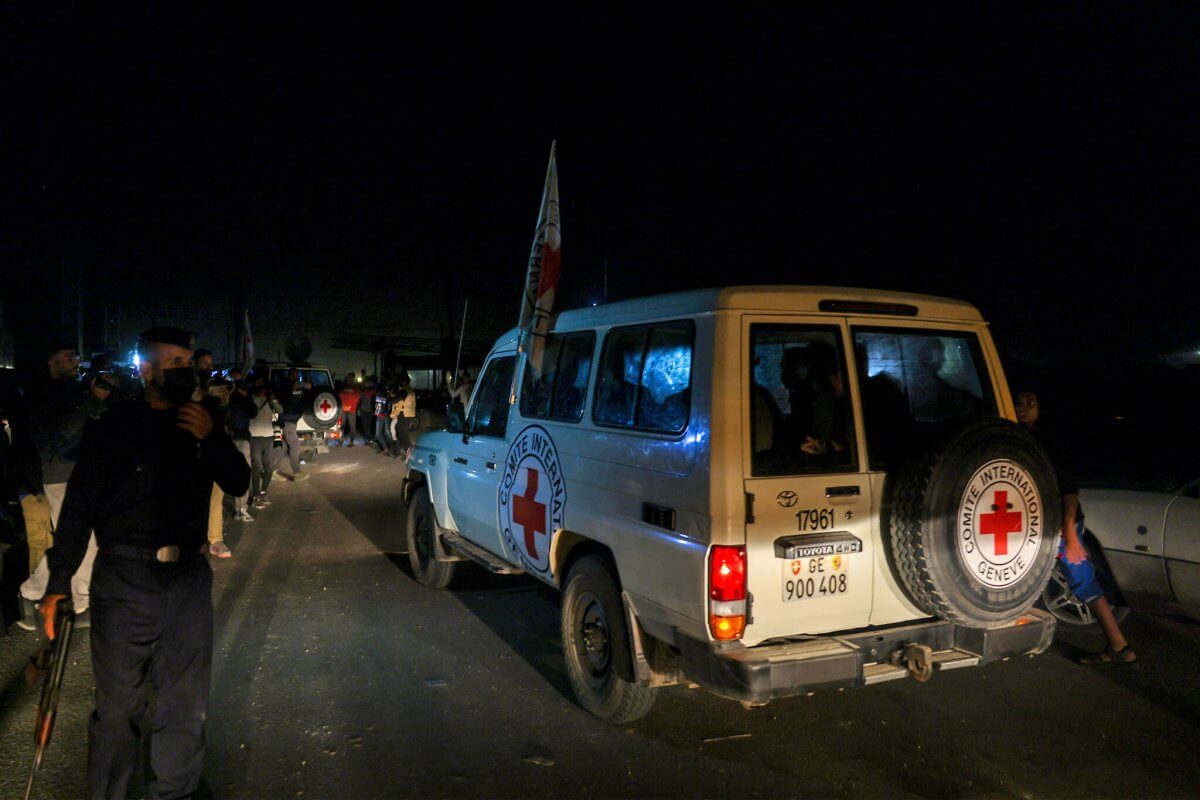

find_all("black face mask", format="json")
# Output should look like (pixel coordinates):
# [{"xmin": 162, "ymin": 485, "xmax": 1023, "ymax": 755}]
[{"xmin": 157, "ymin": 367, "xmax": 198, "ymax": 406}]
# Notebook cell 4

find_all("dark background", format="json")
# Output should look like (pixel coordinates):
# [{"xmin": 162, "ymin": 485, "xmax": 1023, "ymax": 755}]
[{"xmin": 2, "ymin": 5, "xmax": 1197, "ymax": 425}]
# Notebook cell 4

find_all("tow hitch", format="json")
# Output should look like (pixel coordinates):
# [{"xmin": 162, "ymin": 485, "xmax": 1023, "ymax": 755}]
[{"xmin": 892, "ymin": 643, "xmax": 934, "ymax": 682}]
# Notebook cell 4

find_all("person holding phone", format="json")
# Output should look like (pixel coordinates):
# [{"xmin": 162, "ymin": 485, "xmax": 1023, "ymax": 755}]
[{"xmin": 40, "ymin": 326, "xmax": 249, "ymax": 798}]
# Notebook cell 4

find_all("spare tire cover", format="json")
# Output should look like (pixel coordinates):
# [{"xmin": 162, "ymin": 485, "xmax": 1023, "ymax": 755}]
[
  {"xmin": 303, "ymin": 390, "xmax": 340, "ymax": 430},
  {"xmin": 886, "ymin": 418, "xmax": 1061, "ymax": 629}
]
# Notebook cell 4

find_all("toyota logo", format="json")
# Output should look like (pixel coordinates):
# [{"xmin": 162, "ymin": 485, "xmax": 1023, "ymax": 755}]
[{"xmin": 777, "ymin": 490, "xmax": 798, "ymax": 508}]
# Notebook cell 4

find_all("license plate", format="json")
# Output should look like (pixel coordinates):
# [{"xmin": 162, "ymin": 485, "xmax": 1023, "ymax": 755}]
[{"xmin": 782, "ymin": 554, "xmax": 849, "ymax": 602}]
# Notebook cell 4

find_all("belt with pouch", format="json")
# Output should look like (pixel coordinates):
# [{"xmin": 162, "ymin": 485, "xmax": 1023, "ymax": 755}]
[{"xmin": 104, "ymin": 543, "xmax": 208, "ymax": 563}]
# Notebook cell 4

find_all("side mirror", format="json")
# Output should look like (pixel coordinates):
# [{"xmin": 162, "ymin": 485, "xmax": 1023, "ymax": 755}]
[{"xmin": 446, "ymin": 403, "xmax": 467, "ymax": 434}]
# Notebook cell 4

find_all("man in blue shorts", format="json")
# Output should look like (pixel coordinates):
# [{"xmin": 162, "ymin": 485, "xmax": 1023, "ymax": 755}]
[{"xmin": 1017, "ymin": 389, "xmax": 1136, "ymax": 665}]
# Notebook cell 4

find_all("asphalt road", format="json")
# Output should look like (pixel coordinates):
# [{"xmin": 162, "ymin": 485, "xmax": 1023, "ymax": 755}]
[{"xmin": 3, "ymin": 446, "xmax": 1199, "ymax": 799}]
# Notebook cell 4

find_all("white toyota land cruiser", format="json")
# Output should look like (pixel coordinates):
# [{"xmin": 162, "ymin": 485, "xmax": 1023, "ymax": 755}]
[{"xmin": 402, "ymin": 286, "xmax": 1060, "ymax": 723}]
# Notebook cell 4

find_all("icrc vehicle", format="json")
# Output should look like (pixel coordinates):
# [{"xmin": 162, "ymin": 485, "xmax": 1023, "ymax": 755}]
[
  {"xmin": 402, "ymin": 286, "xmax": 1061, "ymax": 722},
  {"xmin": 263, "ymin": 362, "xmax": 340, "ymax": 459}
]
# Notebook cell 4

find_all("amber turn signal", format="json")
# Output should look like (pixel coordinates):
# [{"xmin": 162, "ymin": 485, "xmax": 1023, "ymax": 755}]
[{"xmin": 710, "ymin": 614, "xmax": 746, "ymax": 641}]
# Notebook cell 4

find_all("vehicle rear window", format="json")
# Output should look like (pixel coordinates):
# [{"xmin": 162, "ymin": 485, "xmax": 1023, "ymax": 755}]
[
  {"xmin": 750, "ymin": 325, "xmax": 858, "ymax": 475},
  {"xmin": 520, "ymin": 331, "xmax": 595, "ymax": 422},
  {"xmin": 270, "ymin": 369, "xmax": 331, "ymax": 393},
  {"xmin": 593, "ymin": 321, "xmax": 693, "ymax": 434},
  {"xmin": 852, "ymin": 328, "xmax": 996, "ymax": 469}
]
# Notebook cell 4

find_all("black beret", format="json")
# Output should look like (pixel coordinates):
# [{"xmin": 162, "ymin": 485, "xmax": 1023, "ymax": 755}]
[{"xmin": 138, "ymin": 327, "xmax": 195, "ymax": 350}]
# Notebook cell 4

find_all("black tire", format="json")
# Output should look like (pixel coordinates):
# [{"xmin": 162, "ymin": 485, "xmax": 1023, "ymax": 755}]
[
  {"xmin": 886, "ymin": 418, "xmax": 1062, "ymax": 628},
  {"xmin": 560, "ymin": 556, "xmax": 656, "ymax": 724},
  {"xmin": 302, "ymin": 390, "xmax": 340, "ymax": 431},
  {"xmin": 1038, "ymin": 539, "xmax": 1132, "ymax": 630},
  {"xmin": 406, "ymin": 488, "xmax": 455, "ymax": 589}
]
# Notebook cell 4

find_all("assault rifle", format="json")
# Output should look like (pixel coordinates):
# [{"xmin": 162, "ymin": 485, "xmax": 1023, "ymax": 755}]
[{"xmin": 23, "ymin": 605, "xmax": 75, "ymax": 800}]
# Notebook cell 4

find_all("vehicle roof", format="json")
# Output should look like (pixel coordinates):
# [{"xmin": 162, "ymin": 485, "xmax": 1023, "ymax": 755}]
[{"xmin": 490, "ymin": 285, "xmax": 984, "ymax": 349}]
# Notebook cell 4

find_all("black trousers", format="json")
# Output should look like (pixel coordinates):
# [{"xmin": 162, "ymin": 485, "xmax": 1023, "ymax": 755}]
[
  {"xmin": 250, "ymin": 436, "xmax": 274, "ymax": 496},
  {"xmin": 88, "ymin": 551, "xmax": 213, "ymax": 800},
  {"xmin": 357, "ymin": 409, "xmax": 374, "ymax": 443}
]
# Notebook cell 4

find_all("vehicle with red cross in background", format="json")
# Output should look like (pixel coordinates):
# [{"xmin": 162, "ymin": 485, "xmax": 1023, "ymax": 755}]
[
  {"xmin": 262, "ymin": 361, "xmax": 340, "ymax": 460},
  {"xmin": 402, "ymin": 286, "xmax": 1062, "ymax": 723}
]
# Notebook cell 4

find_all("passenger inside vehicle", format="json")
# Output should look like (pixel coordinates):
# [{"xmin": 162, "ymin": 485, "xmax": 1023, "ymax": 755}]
[{"xmin": 750, "ymin": 327, "xmax": 854, "ymax": 475}]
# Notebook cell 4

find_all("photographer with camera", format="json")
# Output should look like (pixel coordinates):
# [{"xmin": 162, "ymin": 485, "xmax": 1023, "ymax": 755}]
[
  {"xmin": 14, "ymin": 343, "xmax": 110, "ymax": 631},
  {"xmin": 247, "ymin": 372, "xmax": 282, "ymax": 509}
]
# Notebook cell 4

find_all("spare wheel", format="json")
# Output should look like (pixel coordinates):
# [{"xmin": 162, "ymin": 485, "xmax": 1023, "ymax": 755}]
[
  {"xmin": 886, "ymin": 417, "xmax": 1061, "ymax": 629},
  {"xmin": 303, "ymin": 390, "xmax": 340, "ymax": 430}
]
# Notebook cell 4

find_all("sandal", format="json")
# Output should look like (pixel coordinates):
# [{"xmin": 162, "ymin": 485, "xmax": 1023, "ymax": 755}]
[{"xmin": 1080, "ymin": 646, "xmax": 1137, "ymax": 665}]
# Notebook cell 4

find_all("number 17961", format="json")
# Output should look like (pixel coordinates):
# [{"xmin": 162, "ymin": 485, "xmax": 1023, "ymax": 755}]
[{"xmin": 796, "ymin": 507, "xmax": 835, "ymax": 532}]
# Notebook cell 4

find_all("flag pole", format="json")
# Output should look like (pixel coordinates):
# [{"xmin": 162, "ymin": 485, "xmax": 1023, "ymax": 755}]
[{"xmin": 452, "ymin": 298, "xmax": 468, "ymax": 390}]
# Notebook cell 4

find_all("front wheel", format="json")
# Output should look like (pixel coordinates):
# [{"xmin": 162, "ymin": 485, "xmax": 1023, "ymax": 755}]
[
  {"xmin": 560, "ymin": 556, "xmax": 656, "ymax": 724},
  {"xmin": 406, "ymin": 488, "xmax": 455, "ymax": 589},
  {"xmin": 1039, "ymin": 546, "xmax": 1131, "ymax": 630}
]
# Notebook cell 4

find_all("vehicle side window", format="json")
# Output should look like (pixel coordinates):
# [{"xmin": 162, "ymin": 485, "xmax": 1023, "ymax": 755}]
[
  {"xmin": 593, "ymin": 321, "xmax": 693, "ymax": 434},
  {"xmin": 750, "ymin": 325, "xmax": 857, "ymax": 476},
  {"xmin": 520, "ymin": 331, "xmax": 595, "ymax": 422},
  {"xmin": 468, "ymin": 356, "xmax": 516, "ymax": 438},
  {"xmin": 852, "ymin": 328, "xmax": 996, "ymax": 470},
  {"xmin": 306, "ymin": 371, "xmax": 332, "ymax": 388}
]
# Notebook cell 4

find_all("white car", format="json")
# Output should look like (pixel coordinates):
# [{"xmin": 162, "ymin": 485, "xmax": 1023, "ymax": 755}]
[{"xmin": 1041, "ymin": 474, "xmax": 1200, "ymax": 627}]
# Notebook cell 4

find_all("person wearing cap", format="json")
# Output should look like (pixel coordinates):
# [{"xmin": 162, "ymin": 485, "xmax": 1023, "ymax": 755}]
[
  {"xmin": 14, "ymin": 342, "xmax": 110, "ymax": 631},
  {"xmin": 39, "ymin": 326, "xmax": 250, "ymax": 799}
]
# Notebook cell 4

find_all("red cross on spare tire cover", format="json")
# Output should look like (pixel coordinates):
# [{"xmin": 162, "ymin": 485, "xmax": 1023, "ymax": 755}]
[
  {"xmin": 303, "ymin": 390, "xmax": 340, "ymax": 430},
  {"xmin": 885, "ymin": 417, "xmax": 1061, "ymax": 629}
]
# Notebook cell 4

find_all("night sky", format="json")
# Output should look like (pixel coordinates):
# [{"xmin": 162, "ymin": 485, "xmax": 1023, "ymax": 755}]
[{"xmin": 2, "ymin": 6, "xmax": 1198, "ymax": 367}]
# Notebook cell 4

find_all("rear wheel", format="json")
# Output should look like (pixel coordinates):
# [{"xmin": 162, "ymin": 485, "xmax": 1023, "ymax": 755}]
[
  {"xmin": 406, "ymin": 488, "xmax": 455, "ymax": 589},
  {"xmin": 560, "ymin": 556, "xmax": 656, "ymax": 724}
]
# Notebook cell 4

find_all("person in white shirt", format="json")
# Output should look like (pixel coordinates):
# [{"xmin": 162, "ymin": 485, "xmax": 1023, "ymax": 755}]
[
  {"xmin": 391, "ymin": 381, "xmax": 420, "ymax": 459},
  {"xmin": 247, "ymin": 373, "xmax": 283, "ymax": 507}
]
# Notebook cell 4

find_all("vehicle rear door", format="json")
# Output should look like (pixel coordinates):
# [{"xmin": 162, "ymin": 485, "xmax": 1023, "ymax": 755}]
[
  {"xmin": 742, "ymin": 318, "xmax": 874, "ymax": 640},
  {"xmin": 444, "ymin": 353, "xmax": 516, "ymax": 554}
]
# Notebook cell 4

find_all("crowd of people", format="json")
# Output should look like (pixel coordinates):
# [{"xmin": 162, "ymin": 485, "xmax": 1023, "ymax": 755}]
[
  {"xmin": 332, "ymin": 371, "xmax": 447, "ymax": 457},
  {"xmin": 0, "ymin": 331, "xmax": 478, "ymax": 797}
]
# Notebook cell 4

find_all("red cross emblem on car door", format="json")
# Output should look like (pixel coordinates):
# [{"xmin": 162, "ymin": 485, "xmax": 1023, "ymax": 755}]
[{"xmin": 512, "ymin": 467, "xmax": 546, "ymax": 560}]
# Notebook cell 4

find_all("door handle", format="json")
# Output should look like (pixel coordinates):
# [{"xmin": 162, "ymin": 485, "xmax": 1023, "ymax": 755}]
[
  {"xmin": 825, "ymin": 485, "xmax": 860, "ymax": 498},
  {"xmin": 453, "ymin": 457, "xmax": 468, "ymax": 465},
  {"xmin": 486, "ymin": 462, "xmax": 497, "ymax": 471}
]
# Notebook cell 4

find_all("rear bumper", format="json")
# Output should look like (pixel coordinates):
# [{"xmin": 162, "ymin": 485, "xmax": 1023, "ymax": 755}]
[{"xmin": 677, "ymin": 609, "xmax": 1055, "ymax": 703}]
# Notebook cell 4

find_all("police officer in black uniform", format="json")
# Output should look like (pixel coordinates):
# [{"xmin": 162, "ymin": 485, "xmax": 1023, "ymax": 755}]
[{"xmin": 40, "ymin": 327, "xmax": 250, "ymax": 800}]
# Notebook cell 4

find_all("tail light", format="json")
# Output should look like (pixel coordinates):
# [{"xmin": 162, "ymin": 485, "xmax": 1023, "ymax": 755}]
[{"xmin": 709, "ymin": 545, "xmax": 747, "ymax": 641}]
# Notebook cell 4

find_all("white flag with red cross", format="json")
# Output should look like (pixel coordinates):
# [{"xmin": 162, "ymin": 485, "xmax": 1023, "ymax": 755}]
[{"xmin": 517, "ymin": 141, "xmax": 561, "ymax": 378}]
